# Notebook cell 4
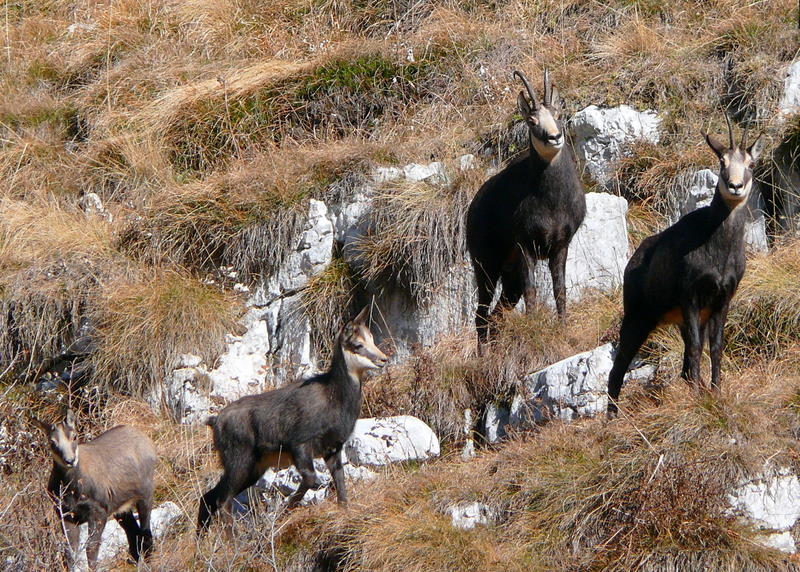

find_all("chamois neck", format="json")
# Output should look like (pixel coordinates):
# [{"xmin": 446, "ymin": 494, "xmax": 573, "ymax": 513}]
[
  {"xmin": 710, "ymin": 188, "xmax": 745, "ymax": 223},
  {"xmin": 330, "ymin": 342, "xmax": 363, "ymax": 389},
  {"xmin": 530, "ymin": 135, "xmax": 562, "ymax": 165},
  {"xmin": 327, "ymin": 342, "xmax": 363, "ymax": 419}
]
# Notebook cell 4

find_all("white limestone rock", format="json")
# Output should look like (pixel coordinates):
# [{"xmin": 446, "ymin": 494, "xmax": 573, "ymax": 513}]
[
  {"xmin": 267, "ymin": 198, "xmax": 334, "ymax": 294},
  {"xmin": 671, "ymin": 169, "xmax": 768, "ymax": 253},
  {"xmin": 728, "ymin": 467, "xmax": 800, "ymax": 554},
  {"xmin": 344, "ymin": 416, "xmax": 440, "ymax": 466},
  {"xmin": 372, "ymin": 161, "xmax": 449, "ymax": 185},
  {"xmin": 510, "ymin": 342, "xmax": 656, "ymax": 425},
  {"xmin": 70, "ymin": 502, "xmax": 182, "ymax": 571},
  {"xmin": 369, "ymin": 262, "xmax": 475, "ymax": 359},
  {"xmin": 78, "ymin": 192, "xmax": 113, "ymax": 222},
  {"xmin": 403, "ymin": 161, "xmax": 449, "ymax": 184},
  {"xmin": 164, "ymin": 199, "xmax": 333, "ymax": 423},
  {"xmin": 233, "ymin": 458, "xmax": 378, "ymax": 513},
  {"xmin": 459, "ymin": 154, "xmax": 476, "ymax": 171},
  {"xmin": 779, "ymin": 60, "xmax": 800, "ymax": 117},
  {"xmin": 482, "ymin": 403, "xmax": 510, "ymax": 444},
  {"xmin": 330, "ymin": 189, "xmax": 374, "ymax": 245},
  {"xmin": 447, "ymin": 502, "xmax": 496, "ymax": 530},
  {"xmin": 526, "ymin": 192, "xmax": 629, "ymax": 309},
  {"xmin": 571, "ymin": 105, "xmax": 661, "ymax": 184}
]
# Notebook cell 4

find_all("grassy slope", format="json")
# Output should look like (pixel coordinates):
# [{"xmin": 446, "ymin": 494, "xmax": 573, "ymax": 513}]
[{"xmin": 0, "ymin": 0, "xmax": 799, "ymax": 569}]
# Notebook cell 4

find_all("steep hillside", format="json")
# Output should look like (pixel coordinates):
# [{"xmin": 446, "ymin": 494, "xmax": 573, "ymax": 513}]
[{"xmin": 0, "ymin": 0, "xmax": 799, "ymax": 570}]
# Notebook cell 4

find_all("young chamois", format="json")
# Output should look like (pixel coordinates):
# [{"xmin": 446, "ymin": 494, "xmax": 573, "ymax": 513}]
[
  {"xmin": 606, "ymin": 116, "xmax": 764, "ymax": 418},
  {"xmin": 466, "ymin": 70, "xmax": 586, "ymax": 348},
  {"xmin": 197, "ymin": 307, "xmax": 388, "ymax": 532},
  {"xmin": 34, "ymin": 409, "xmax": 157, "ymax": 570}
]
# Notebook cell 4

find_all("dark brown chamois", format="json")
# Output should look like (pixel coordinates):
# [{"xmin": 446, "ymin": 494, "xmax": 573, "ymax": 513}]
[
  {"xmin": 197, "ymin": 307, "xmax": 388, "ymax": 532},
  {"xmin": 34, "ymin": 410, "xmax": 157, "ymax": 570},
  {"xmin": 466, "ymin": 70, "xmax": 586, "ymax": 347},
  {"xmin": 606, "ymin": 116, "xmax": 764, "ymax": 418}
]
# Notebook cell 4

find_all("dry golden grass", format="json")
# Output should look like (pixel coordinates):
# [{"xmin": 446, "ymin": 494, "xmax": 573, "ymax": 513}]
[
  {"xmin": 280, "ymin": 360, "xmax": 800, "ymax": 571},
  {"xmin": 91, "ymin": 267, "xmax": 240, "ymax": 395},
  {"xmin": 364, "ymin": 291, "xmax": 621, "ymax": 443},
  {"xmin": 0, "ymin": 0, "xmax": 798, "ymax": 568}
]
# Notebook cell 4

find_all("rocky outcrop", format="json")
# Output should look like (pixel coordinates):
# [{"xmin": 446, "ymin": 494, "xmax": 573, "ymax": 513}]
[
  {"xmin": 509, "ymin": 343, "xmax": 656, "ymax": 428},
  {"xmin": 779, "ymin": 60, "xmax": 800, "ymax": 117},
  {"xmin": 527, "ymin": 192, "xmax": 629, "ymax": 309},
  {"xmin": 728, "ymin": 467, "xmax": 800, "ymax": 554},
  {"xmin": 447, "ymin": 502, "xmax": 497, "ymax": 530},
  {"xmin": 571, "ymin": 105, "xmax": 661, "ymax": 185},
  {"xmin": 344, "ymin": 416, "xmax": 441, "ymax": 466},
  {"xmin": 162, "ymin": 199, "xmax": 333, "ymax": 423},
  {"xmin": 163, "ymin": 155, "xmax": 631, "ymax": 423},
  {"xmin": 71, "ymin": 502, "xmax": 182, "ymax": 571}
]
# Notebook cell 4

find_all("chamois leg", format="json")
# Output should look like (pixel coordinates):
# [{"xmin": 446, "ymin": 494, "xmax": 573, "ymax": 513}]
[
  {"xmin": 198, "ymin": 464, "xmax": 249, "ymax": 532},
  {"xmin": 707, "ymin": 301, "xmax": 730, "ymax": 390},
  {"xmin": 473, "ymin": 261, "xmax": 498, "ymax": 347},
  {"xmin": 64, "ymin": 519, "xmax": 80, "ymax": 569},
  {"xmin": 286, "ymin": 444, "xmax": 320, "ymax": 509},
  {"xmin": 679, "ymin": 321, "xmax": 707, "ymax": 382},
  {"xmin": 491, "ymin": 266, "xmax": 524, "ymax": 320},
  {"xmin": 607, "ymin": 315, "xmax": 654, "ymax": 418},
  {"xmin": 85, "ymin": 517, "xmax": 105, "ymax": 571},
  {"xmin": 548, "ymin": 245, "xmax": 569, "ymax": 323},
  {"xmin": 116, "ymin": 511, "xmax": 143, "ymax": 562},
  {"xmin": 324, "ymin": 449, "xmax": 347, "ymax": 506},
  {"xmin": 135, "ymin": 497, "xmax": 154, "ymax": 558},
  {"xmin": 680, "ymin": 307, "xmax": 704, "ymax": 384},
  {"xmin": 520, "ymin": 245, "xmax": 539, "ymax": 312}
]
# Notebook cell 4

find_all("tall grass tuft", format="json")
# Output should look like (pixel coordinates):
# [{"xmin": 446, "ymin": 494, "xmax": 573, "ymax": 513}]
[{"xmin": 91, "ymin": 268, "xmax": 239, "ymax": 395}]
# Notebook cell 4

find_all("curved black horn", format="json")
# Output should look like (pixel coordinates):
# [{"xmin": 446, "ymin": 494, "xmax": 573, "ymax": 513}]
[
  {"xmin": 724, "ymin": 113, "xmax": 734, "ymax": 149},
  {"xmin": 513, "ymin": 70, "xmax": 539, "ymax": 108},
  {"xmin": 543, "ymin": 69, "xmax": 551, "ymax": 107},
  {"xmin": 741, "ymin": 123, "xmax": 749, "ymax": 151}
]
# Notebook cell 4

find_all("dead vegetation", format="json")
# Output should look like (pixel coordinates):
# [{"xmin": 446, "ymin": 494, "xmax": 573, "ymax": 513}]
[
  {"xmin": 282, "ymin": 362, "xmax": 800, "ymax": 571},
  {"xmin": 0, "ymin": 0, "xmax": 798, "ymax": 569}
]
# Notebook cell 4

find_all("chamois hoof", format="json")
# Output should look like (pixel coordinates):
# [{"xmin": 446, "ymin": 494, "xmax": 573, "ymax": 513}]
[{"xmin": 606, "ymin": 403, "xmax": 619, "ymax": 420}]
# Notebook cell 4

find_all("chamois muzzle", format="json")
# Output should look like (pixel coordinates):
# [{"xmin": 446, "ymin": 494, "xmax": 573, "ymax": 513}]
[{"xmin": 728, "ymin": 182, "xmax": 744, "ymax": 195}]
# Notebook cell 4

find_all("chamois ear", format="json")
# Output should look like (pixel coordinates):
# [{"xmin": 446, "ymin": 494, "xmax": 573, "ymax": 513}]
[
  {"xmin": 702, "ymin": 129, "xmax": 727, "ymax": 159},
  {"xmin": 549, "ymin": 85, "xmax": 561, "ymax": 110},
  {"xmin": 517, "ymin": 92, "xmax": 532, "ymax": 119},
  {"xmin": 351, "ymin": 306, "xmax": 370, "ymax": 327},
  {"xmin": 31, "ymin": 417, "xmax": 51, "ymax": 434},
  {"xmin": 747, "ymin": 133, "xmax": 765, "ymax": 162},
  {"xmin": 64, "ymin": 408, "xmax": 76, "ymax": 430}
]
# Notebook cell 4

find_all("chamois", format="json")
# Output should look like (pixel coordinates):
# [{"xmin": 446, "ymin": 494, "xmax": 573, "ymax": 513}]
[
  {"xmin": 606, "ymin": 116, "xmax": 764, "ymax": 418},
  {"xmin": 466, "ymin": 69, "xmax": 586, "ymax": 347},
  {"xmin": 197, "ymin": 306, "xmax": 388, "ymax": 532},
  {"xmin": 34, "ymin": 410, "xmax": 156, "ymax": 570}
]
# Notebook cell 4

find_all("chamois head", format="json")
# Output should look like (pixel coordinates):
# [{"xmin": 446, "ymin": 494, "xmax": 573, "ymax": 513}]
[
  {"xmin": 514, "ymin": 69, "xmax": 564, "ymax": 162},
  {"xmin": 702, "ymin": 114, "xmax": 764, "ymax": 208},
  {"xmin": 34, "ymin": 409, "xmax": 79, "ymax": 468},
  {"xmin": 341, "ymin": 307, "xmax": 388, "ymax": 378}
]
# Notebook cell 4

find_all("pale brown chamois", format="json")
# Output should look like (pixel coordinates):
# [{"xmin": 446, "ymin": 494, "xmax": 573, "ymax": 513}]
[
  {"xmin": 466, "ymin": 70, "xmax": 586, "ymax": 349},
  {"xmin": 606, "ymin": 116, "xmax": 764, "ymax": 418},
  {"xmin": 34, "ymin": 409, "xmax": 157, "ymax": 570},
  {"xmin": 197, "ymin": 307, "xmax": 388, "ymax": 532}
]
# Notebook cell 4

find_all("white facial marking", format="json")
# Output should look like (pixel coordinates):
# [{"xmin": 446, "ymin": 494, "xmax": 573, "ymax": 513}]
[
  {"xmin": 531, "ymin": 107, "xmax": 563, "ymax": 162},
  {"xmin": 718, "ymin": 150, "xmax": 752, "ymax": 207}
]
